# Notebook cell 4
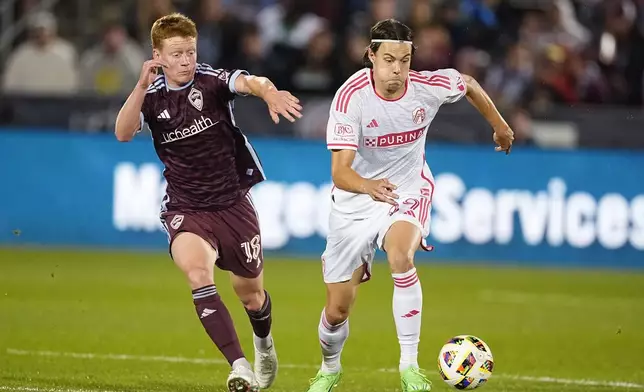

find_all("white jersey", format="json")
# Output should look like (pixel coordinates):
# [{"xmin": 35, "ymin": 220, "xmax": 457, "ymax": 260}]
[{"xmin": 326, "ymin": 67, "xmax": 466, "ymax": 218}]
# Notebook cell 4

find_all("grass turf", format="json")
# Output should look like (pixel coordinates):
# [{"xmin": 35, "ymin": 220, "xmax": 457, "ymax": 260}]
[{"xmin": 1, "ymin": 248, "xmax": 643, "ymax": 392}]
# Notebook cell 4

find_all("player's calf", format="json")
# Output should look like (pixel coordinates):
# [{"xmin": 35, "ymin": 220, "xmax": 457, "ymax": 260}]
[
  {"xmin": 172, "ymin": 232, "xmax": 251, "ymax": 370},
  {"xmin": 193, "ymin": 286, "xmax": 247, "ymax": 367},
  {"xmin": 383, "ymin": 222, "xmax": 424, "ymax": 372},
  {"xmin": 391, "ymin": 267, "xmax": 423, "ymax": 372},
  {"xmin": 307, "ymin": 266, "xmax": 362, "ymax": 392},
  {"xmin": 231, "ymin": 274, "xmax": 277, "ymax": 389},
  {"xmin": 323, "ymin": 266, "xmax": 363, "ymax": 326},
  {"xmin": 318, "ymin": 308, "xmax": 349, "ymax": 374},
  {"xmin": 248, "ymin": 292, "xmax": 277, "ymax": 389},
  {"xmin": 243, "ymin": 290, "xmax": 272, "ymax": 339},
  {"xmin": 231, "ymin": 274, "xmax": 274, "ymax": 345},
  {"xmin": 316, "ymin": 272, "xmax": 361, "ymax": 376}
]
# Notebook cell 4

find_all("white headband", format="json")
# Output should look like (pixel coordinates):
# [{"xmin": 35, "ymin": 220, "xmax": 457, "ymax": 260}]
[{"xmin": 371, "ymin": 39, "xmax": 413, "ymax": 44}]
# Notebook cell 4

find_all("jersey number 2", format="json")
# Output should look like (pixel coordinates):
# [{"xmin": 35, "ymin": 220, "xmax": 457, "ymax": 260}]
[{"xmin": 241, "ymin": 235, "xmax": 262, "ymax": 264}]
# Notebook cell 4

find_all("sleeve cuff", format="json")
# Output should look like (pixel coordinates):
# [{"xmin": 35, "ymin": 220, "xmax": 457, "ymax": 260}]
[
  {"xmin": 137, "ymin": 111, "xmax": 145, "ymax": 133},
  {"xmin": 327, "ymin": 143, "xmax": 359, "ymax": 151},
  {"xmin": 229, "ymin": 69, "xmax": 250, "ymax": 96}
]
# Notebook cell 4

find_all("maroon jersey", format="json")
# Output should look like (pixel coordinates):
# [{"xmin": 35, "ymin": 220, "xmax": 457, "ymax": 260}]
[{"xmin": 140, "ymin": 63, "xmax": 265, "ymax": 212}]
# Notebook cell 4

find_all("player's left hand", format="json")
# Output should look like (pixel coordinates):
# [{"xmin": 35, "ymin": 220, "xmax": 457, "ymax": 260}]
[
  {"xmin": 493, "ymin": 125, "xmax": 514, "ymax": 155},
  {"xmin": 264, "ymin": 90, "xmax": 303, "ymax": 124}
]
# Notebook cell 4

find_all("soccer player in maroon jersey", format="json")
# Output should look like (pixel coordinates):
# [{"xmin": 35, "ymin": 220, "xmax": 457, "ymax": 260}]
[{"xmin": 114, "ymin": 13, "xmax": 302, "ymax": 392}]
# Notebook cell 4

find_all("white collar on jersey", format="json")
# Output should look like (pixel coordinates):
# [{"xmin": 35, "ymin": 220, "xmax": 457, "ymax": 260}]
[
  {"xmin": 166, "ymin": 78, "xmax": 194, "ymax": 91},
  {"xmin": 158, "ymin": 71, "xmax": 194, "ymax": 91}
]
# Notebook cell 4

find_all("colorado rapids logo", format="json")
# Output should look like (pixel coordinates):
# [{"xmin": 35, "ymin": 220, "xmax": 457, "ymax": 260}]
[
  {"xmin": 170, "ymin": 214, "xmax": 184, "ymax": 229},
  {"xmin": 188, "ymin": 87, "xmax": 203, "ymax": 111}
]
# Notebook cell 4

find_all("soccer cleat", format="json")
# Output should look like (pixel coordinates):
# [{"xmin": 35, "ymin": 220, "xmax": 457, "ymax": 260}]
[
  {"xmin": 306, "ymin": 370, "xmax": 343, "ymax": 392},
  {"xmin": 401, "ymin": 366, "xmax": 432, "ymax": 392},
  {"xmin": 227, "ymin": 365, "xmax": 260, "ymax": 392},
  {"xmin": 254, "ymin": 339, "xmax": 278, "ymax": 388}
]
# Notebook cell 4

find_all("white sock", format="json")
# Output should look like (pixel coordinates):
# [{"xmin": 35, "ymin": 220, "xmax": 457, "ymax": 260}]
[
  {"xmin": 392, "ymin": 267, "xmax": 422, "ymax": 372},
  {"xmin": 253, "ymin": 332, "xmax": 274, "ymax": 352},
  {"xmin": 318, "ymin": 309, "xmax": 349, "ymax": 374}
]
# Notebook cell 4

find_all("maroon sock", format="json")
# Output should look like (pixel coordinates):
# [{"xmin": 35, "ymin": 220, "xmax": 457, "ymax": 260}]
[
  {"xmin": 245, "ymin": 290, "xmax": 272, "ymax": 338},
  {"xmin": 192, "ymin": 285, "xmax": 244, "ymax": 365}
]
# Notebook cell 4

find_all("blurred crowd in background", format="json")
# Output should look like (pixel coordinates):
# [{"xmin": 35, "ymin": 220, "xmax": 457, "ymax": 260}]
[{"xmin": 1, "ymin": 0, "xmax": 644, "ymax": 124}]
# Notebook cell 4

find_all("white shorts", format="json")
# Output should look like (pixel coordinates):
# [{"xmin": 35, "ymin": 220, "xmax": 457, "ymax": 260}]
[{"xmin": 321, "ymin": 191, "xmax": 432, "ymax": 284}]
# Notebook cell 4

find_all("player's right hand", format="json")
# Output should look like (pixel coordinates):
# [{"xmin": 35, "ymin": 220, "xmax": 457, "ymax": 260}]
[
  {"xmin": 364, "ymin": 179, "xmax": 398, "ymax": 205},
  {"xmin": 138, "ymin": 59, "xmax": 168, "ymax": 89},
  {"xmin": 493, "ymin": 124, "xmax": 514, "ymax": 155}
]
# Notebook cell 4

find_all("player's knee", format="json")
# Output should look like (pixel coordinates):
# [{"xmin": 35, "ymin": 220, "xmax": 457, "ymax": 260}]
[
  {"xmin": 325, "ymin": 303, "xmax": 350, "ymax": 325},
  {"xmin": 185, "ymin": 267, "xmax": 213, "ymax": 288},
  {"xmin": 387, "ymin": 247, "xmax": 415, "ymax": 274}
]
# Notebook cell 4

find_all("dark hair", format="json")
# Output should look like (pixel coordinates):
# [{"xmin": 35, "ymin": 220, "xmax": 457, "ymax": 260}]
[{"xmin": 363, "ymin": 19, "xmax": 416, "ymax": 68}]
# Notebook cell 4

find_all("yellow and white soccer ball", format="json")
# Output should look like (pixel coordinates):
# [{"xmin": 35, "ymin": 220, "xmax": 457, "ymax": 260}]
[{"xmin": 437, "ymin": 335, "xmax": 494, "ymax": 389}]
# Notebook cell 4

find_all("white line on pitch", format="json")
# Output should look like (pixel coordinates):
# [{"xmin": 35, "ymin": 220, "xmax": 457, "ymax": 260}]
[
  {"xmin": 0, "ymin": 387, "xmax": 116, "ymax": 392},
  {"xmin": 5, "ymin": 349, "xmax": 308, "ymax": 369},
  {"xmin": 6, "ymin": 348, "xmax": 644, "ymax": 390},
  {"xmin": 499, "ymin": 375, "xmax": 643, "ymax": 389}
]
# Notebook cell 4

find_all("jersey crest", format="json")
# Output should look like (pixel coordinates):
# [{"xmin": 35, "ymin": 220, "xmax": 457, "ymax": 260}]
[
  {"xmin": 188, "ymin": 87, "xmax": 203, "ymax": 111},
  {"xmin": 412, "ymin": 107, "xmax": 426, "ymax": 125}
]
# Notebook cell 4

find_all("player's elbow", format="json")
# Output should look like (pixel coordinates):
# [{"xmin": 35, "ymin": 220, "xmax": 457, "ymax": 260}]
[
  {"xmin": 331, "ymin": 171, "xmax": 355, "ymax": 193},
  {"xmin": 331, "ymin": 177, "xmax": 344, "ymax": 191},
  {"xmin": 114, "ymin": 129, "xmax": 134, "ymax": 142},
  {"xmin": 331, "ymin": 167, "xmax": 346, "ymax": 190}
]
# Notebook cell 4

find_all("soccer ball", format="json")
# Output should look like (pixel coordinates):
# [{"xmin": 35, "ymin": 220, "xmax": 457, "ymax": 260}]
[{"xmin": 437, "ymin": 335, "xmax": 494, "ymax": 389}]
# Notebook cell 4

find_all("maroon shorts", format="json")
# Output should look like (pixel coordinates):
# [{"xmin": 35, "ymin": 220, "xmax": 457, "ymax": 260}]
[{"xmin": 160, "ymin": 194, "xmax": 263, "ymax": 279}]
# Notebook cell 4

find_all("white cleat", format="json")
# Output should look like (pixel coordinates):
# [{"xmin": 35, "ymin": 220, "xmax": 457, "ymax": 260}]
[
  {"xmin": 254, "ymin": 339, "xmax": 278, "ymax": 389},
  {"xmin": 227, "ymin": 365, "xmax": 259, "ymax": 392}
]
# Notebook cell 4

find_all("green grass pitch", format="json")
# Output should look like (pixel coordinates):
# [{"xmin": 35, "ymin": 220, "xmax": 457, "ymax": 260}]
[{"xmin": 1, "ymin": 247, "xmax": 643, "ymax": 392}]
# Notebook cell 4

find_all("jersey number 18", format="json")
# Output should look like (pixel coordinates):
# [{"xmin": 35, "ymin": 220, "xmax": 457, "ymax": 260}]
[{"xmin": 241, "ymin": 235, "xmax": 262, "ymax": 264}]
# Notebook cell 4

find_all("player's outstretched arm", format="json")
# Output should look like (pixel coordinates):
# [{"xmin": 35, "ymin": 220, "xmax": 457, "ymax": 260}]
[
  {"xmin": 234, "ymin": 75, "xmax": 302, "ymax": 124},
  {"xmin": 331, "ymin": 149, "xmax": 398, "ymax": 205},
  {"xmin": 462, "ymin": 74, "xmax": 514, "ymax": 154},
  {"xmin": 115, "ymin": 60, "xmax": 167, "ymax": 142}
]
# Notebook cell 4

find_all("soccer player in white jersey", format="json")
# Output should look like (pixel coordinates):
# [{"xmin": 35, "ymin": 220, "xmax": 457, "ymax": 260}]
[{"xmin": 305, "ymin": 19, "xmax": 514, "ymax": 392}]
